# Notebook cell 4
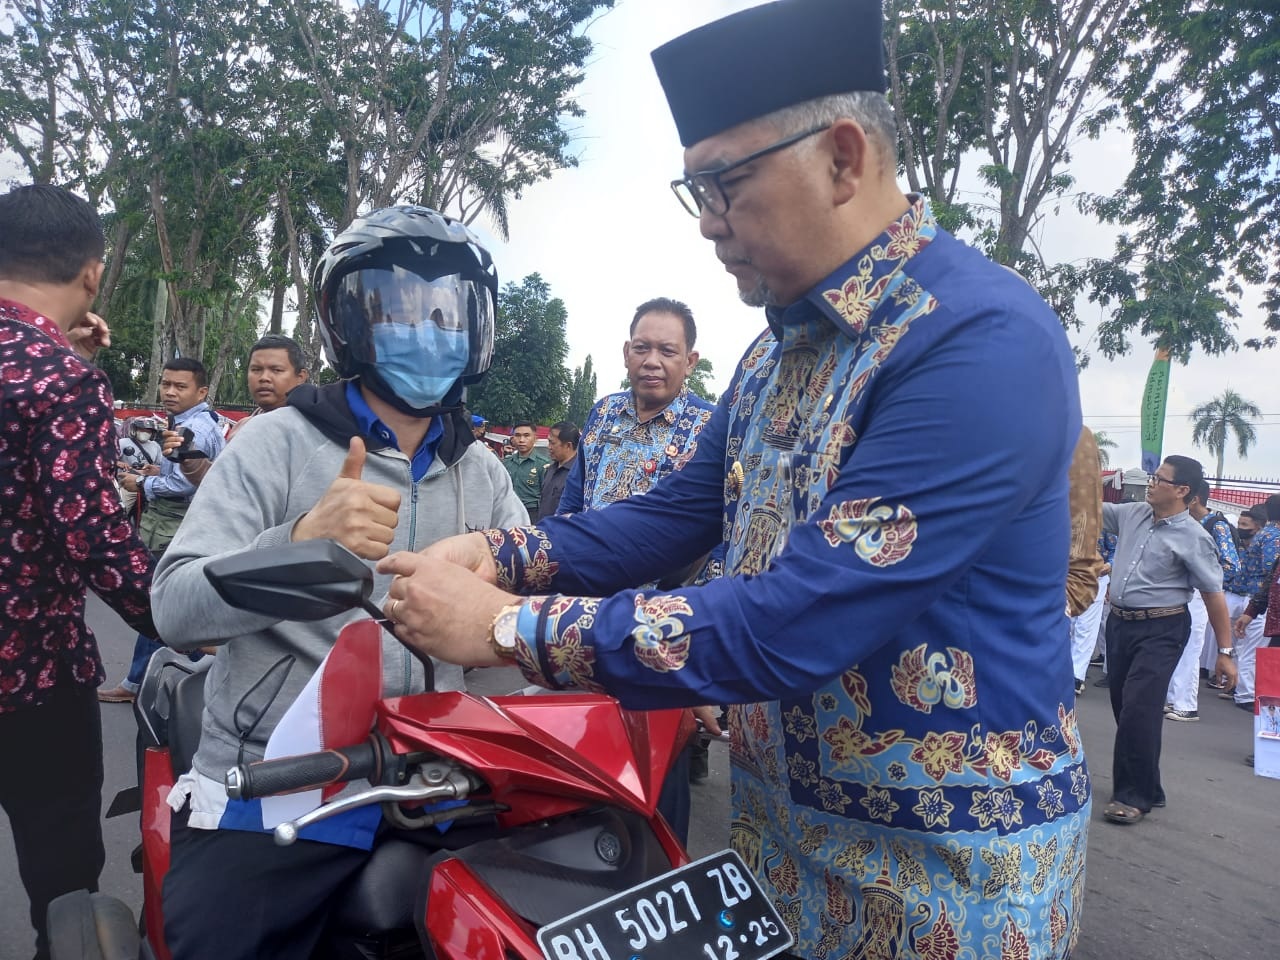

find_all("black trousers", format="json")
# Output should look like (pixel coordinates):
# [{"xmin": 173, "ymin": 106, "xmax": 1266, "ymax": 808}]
[
  {"xmin": 1105, "ymin": 608, "xmax": 1191, "ymax": 811},
  {"xmin": 162, "ymin": 805, "xmax": 370, "ymax": 960},
  {"xmin": 0, "ymin": 681, "xmax": 105, "ymax": 960}
]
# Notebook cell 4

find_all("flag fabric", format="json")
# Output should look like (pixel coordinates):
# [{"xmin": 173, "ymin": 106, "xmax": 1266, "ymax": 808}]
[
  {"xmin": 260, "ymin": 618, "xmax": 384, "ymax": 832},
  {"xmin": 1140, "ymin": 348, "xmax": 1171, "ymax": 474}
]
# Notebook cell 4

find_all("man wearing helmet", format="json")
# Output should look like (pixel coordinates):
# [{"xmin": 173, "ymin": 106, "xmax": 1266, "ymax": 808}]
[
  {"xmin": 150, "ymin": 206, "xmax": 527, "ymax": 959},
  {"xmin": 116, "ymin": 416, "xmax": 164, "ymax": 514}
]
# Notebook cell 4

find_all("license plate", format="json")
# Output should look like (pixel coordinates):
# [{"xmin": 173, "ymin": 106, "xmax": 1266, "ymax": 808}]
[{"xmin": 537, "ymin": 849, "xmax": 793, "ymax": 960}]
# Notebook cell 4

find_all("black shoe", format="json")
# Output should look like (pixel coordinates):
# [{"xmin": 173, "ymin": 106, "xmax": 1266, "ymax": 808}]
[
  {"xmin": 1074, "ymin": 679, "xmax": 1085, "ymax": 696},
  {"xmin": 1236, "ymin": 700, "xmax": 1256, "ymax": 713},
  {"xmin": 1093, "ymin": 674, "xmax": 1109, "ymax": 688},
  {"xmin": 1089, "ymin": 654, "xmax": 1105, "ymax": 667},
  {"xmin": 1245, "ymin": 754, "xmax": 1255, "ymax": 767}
]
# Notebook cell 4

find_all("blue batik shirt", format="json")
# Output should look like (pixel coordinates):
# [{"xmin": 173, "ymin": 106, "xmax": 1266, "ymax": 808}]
[
  {"xmin": 482, "ymin": 199, "xmax": 1088, "ymax": 959},
  {"xmin": 1200, "ymin": 513, "xmax": 1240, "ymax": 578},
  {"xmin": 1227, "ymin": 523, "xmax": 1280, "ymax": 596},
  {"xmin": 560, "ymin": 387, "xmax": 721, "ymax": 582},
  {"xmin": 559, "ymin": 388, "xmax": 715, "ymax": 512},
  {"xmin": 1099, "ymin": 531, "xmax": 1117, "ymax": 565}
]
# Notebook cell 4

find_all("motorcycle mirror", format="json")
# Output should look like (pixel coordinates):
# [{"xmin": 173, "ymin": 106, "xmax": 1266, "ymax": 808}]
[{"xmin": 204, "ymin": 540, "xmax": 374, "ymax": 621}]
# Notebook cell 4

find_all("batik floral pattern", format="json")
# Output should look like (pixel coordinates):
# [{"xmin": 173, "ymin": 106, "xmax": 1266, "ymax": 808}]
[
  {"xmin": 1, "ymin": 300, "xmax": 154, "ymax": 712},
  {"xmin": 817, "ymin": 497, "xmax": 917, "ymax": 566},
  {"xmin": 630, "ymin": 594, "xmax": 693, "ymax": 673},
  {"xmin": 891, "ymin": 645, "xmax": 979, "ymax": 713}
]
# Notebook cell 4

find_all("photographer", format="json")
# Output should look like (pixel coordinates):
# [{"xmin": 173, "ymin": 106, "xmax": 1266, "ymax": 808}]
[
  {"xmin": 116, "ymin": 416, "xmax": 164, "ymax": 515},
  {"xmin": 98, "ymin": 358, "xmax": 224, "ymax": 703}
]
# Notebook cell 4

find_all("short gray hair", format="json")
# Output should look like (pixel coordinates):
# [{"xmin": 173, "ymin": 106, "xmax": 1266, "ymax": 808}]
[{"xmin": 761, "ymin": 91, "xmax": 898, "ymax": 171}]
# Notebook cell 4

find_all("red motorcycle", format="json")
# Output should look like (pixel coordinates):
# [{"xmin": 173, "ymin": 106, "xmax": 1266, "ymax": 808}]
[{"xmin": 49, "ymin": 541, "xmax": 791, "ymax": 960}]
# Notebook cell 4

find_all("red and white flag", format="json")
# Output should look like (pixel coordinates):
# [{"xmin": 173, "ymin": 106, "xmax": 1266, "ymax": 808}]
[{"xmin": 261, "ymin": 619, "xmax": 384, "ymax": 828}]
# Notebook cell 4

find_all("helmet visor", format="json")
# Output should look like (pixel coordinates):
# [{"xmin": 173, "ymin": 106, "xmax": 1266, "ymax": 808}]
[{"xmin": 329, "ymin": 264, "xmax": 494, "ymax": 381}]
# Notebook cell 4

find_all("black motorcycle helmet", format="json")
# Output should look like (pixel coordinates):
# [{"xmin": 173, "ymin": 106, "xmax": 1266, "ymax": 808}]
[{"xmin": 313, "ymin": 205, "xmax": 497, "ymax": 416}]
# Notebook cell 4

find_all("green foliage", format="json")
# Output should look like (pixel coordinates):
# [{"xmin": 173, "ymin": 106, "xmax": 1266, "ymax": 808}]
[
  {"xmin": 1189, "ymin": 389, "xmax": 1262, "ymax": 480},
  {"xmin": 0, "ymin": 0, "xmax": 611, "ymax": 377},
  {"xmin": 1093, "ymin": 1, "xmax": 1278, "ymax": 356},
  {"xmin": 565, "ymin": 354, "xmax": 598, "ymax": 428},
  {"xmin": 685, "ymin": 357, "xmax": 717, "ymax": 404},
  {"xmin": 466, "ymin": 273, "xmax": 569, "ymax": 426},
  {"xmin": 884, "ymin": 1, "xmax": 1134, "ymax": 343}
]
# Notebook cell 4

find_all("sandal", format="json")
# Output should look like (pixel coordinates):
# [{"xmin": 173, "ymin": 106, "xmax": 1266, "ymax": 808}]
[{"xmin": 1103, "ymin": 801, "xmax": 1144, "ymax": 825}]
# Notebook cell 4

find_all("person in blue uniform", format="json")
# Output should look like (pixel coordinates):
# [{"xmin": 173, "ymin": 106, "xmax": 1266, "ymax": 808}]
[{"xmin": 380, "ymin": 1, "xmax": 1088, "ymax": 957}]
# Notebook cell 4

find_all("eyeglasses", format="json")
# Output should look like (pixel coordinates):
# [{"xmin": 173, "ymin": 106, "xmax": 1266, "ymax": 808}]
[
  {"xmin": 669, "ymin": 125, "xmax": 829, "ymax": 218},
  {"xmin": 1147, "ymin": 474, "xmax": 1182, "ymax": 487}
]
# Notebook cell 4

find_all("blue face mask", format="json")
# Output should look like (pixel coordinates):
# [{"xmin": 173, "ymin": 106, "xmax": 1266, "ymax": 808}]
[{"xmin": 370, "ymin": 318, "xmax": 470, "ymax": 410}]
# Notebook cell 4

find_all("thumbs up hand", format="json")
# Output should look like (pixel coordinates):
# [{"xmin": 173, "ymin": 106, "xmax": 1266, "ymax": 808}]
[{"xmin": 291, "ymin": 437, "xmax": 402, "ymax": 559}]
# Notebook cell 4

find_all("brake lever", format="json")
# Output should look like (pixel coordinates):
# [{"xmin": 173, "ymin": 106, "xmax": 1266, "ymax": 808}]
[{"xmin": 273, "ymin": 768, "xmax": 473, "ymax": 846}]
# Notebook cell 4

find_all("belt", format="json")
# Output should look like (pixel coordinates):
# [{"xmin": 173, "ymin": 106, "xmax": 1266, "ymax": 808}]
[{"xmin": 1111, "ymin": 605, "xmax": 1188, "ymax": 621}]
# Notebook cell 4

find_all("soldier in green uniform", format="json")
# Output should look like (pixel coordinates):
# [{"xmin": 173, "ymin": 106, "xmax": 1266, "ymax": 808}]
[{"xmin": 502, "ymin": 420, "xmax": 548, "ymax": 518}]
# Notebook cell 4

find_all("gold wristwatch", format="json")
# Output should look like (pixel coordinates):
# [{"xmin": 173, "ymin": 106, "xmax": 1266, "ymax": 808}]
[{"xmin": 489, "ymin": 602, "xmax": 525, "ymax": 660}]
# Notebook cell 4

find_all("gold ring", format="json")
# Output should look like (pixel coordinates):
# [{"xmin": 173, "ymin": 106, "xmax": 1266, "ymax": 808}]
[{"xmin": 387, "ymin": 597, "xmax": 401, "ymax": 622}]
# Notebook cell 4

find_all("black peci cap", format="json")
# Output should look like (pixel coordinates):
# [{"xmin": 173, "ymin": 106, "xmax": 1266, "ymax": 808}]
[{"xmin": 651, "ymin": 0, "xmax": 886, "ymax": 148}]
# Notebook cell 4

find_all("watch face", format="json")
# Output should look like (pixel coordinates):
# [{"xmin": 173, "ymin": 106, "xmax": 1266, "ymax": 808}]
[{"xmin": 493, "ymin": 606, "xmax": 521, "ymax": 656}]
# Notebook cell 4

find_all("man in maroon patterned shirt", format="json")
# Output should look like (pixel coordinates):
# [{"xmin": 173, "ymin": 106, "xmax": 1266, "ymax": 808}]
[{"xmin": 0, "ymin": 184, "xmax": 156, "ymax": 960}]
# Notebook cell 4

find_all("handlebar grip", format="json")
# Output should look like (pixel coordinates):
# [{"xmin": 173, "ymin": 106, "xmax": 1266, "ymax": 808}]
[{"xmin": 226, "ymin": 740, "xmax": 381, "ymax": 801}]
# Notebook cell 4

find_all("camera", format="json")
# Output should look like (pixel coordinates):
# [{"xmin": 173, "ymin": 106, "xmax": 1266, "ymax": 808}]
[{"xmin": 164, "ymin": 415, "xmax": 208, "ymax": 462}]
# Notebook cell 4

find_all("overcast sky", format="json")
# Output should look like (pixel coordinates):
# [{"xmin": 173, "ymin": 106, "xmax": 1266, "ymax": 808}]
[{"xmin": 474, "ymin": 0, "xmax": 1280, "ymax": 482}]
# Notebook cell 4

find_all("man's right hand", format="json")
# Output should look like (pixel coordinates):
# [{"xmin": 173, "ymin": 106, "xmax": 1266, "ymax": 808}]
[
  {"xmin": 292, "ymin": 437, "xmax": 401, "ymax": 559},
  {"xmin": 419, "ymin": 532, "xmax": 500, "ymax": 584},
  {"xmin": 161, "ymin": 429, "xmax": 184, "ymax": 458},
  {"xmin": 1233, "ymin": 613, "xmax": 1253, "ymax": 639}
]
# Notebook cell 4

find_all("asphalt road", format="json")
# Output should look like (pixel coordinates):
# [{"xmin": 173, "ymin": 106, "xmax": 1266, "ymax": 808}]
[{"xmin": 2, "ymin": 596, "xmax": 1277, "ymax": 959}]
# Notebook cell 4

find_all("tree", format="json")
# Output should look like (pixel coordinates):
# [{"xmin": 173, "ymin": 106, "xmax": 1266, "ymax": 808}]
[
  {"xmin": 1092, "ymin": 429, "xmax": 1118, "ymax": 469},
  {"xmin": 883, "ymin": 0, "xmax": 1133, "ymax": 343},
  {"xmin": 1189, "ymin": 389, "xmax": 1262, "ymax": 480},
  {"xmin": 685, "ymin": 357, "xmax": 717, "ymax": 404},
  {"xmin": 565, "ymin": 354, "xmax": 598, "ymax": 427},
  {"xmin": 466, "ymin": 273, "xmax": 569, "ymax": 425},
  {"xmin": 1096, "ymin": 2, "xmax": 1279, "ymax": 354},
  {"xmin": 0, "ymin": 0, "xmax": 611, "ymax": 376},
  {"xmin": 280, "ymin": 0, "xmax": 613, "ymax": 366}
]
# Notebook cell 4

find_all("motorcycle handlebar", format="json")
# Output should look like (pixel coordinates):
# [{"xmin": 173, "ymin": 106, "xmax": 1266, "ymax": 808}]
[{"xmin": 226, "ymin": 738, "xmax": 384, "ymax": 801}]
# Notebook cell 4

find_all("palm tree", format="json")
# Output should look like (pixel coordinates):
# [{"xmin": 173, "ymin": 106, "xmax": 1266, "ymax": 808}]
[
  {"xmin": 1189, "ymin": 389, "xmax": 1262, "ymax": 480},
  {"xmin": 1092, "ymin": 429, "xmax": 1118, "ymax": 469}
]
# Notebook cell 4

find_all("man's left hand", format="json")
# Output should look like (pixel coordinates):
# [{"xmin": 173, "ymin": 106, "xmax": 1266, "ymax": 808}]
[
  {"xmin": 378, "ymin": 551, "xmax": 516, "ymax": 668},
  {"xmin": 121, "ymin": 473, "xmax": 139, "ymax": 493},
  {"xmin": 67, "ymin": 311, "xmax": 111, "ymax": 360}
]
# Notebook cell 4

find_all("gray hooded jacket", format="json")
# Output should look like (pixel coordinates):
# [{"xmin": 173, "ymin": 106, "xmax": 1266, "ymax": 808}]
[{"xmin": 152, "ymin": 383, "xmax": 528, "ymax": 781}]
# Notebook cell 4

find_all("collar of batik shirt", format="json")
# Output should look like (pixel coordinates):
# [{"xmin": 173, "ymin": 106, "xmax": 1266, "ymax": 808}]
[
  {"xmin": 625, "ymin": 386, "xmax": 691, "ymax": 427},
  {"xmin": 0, "ymin": 297, "xmax": 71, "ymax": 348},
  {"xmin": 765, "ymin": 195, "xmax": 938, "ymax": 341}
]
